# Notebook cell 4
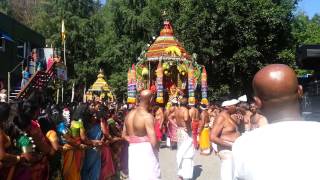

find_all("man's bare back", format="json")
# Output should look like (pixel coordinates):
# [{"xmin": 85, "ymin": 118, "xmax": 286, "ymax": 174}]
[
  {"xmin": 189, "ymin": 107, "xmax": 200, "ymax": 122},
  {"xmin": 211, "ymin": 111, "xmax": 240, "ymax": 151},
  {"xmin": 175, "ymin": 106, "xmax": 190, "ymax": 131},
  {"xmin": 125, "ymin": 108, "xmax": 153, "ymax": 137},
  {"xmin": 167, "ymin": 106, "xmax": 176, "ymax": 124},
  {"xmin": 200, "ymin": 109, "xmax": 209, "ymax": 131},
  {"xmin": 122, "ymin": 90, "xmax": 157, "ymax": 148}
]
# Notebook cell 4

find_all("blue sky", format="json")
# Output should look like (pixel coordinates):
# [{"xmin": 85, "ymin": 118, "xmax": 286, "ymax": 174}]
[
  {"xmin": 100, "ymin": 0, "xmax": 319, "ymax": 17},
  {"xmin": 297, "ymin": 0, "xmax": 320, "ymax": 17}
]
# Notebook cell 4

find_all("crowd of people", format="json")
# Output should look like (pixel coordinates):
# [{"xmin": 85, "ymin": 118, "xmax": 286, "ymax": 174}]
[
  {"xmin": 1, "ymin": 64, "xmax": 320, "ymax": 180},
  {"xmin": 122, "ymin": 64, "xmax": 320, "ymax": 180},
  {"xmin": 121, "ymin": 89, "xmax": 268, "ymax": 180},
  {"xmin": 0, "ymin": 91, "xmax": 130, "ymax": 180}
]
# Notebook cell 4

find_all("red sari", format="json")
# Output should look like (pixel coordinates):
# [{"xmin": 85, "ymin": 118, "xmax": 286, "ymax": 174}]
[
  {"xmin": 100, "ymin": 121, "xmax": 115, "ymax": 179},
  {"xmin": 27, "ymin": 120, "xmax": 49, "ymax": 180}
]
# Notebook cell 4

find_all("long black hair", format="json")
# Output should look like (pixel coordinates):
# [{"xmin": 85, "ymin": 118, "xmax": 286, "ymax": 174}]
[
  {"xmin": 0, "ymin": 102, "xmax": 10, "ymax": 127},
  {"xmin": 3, "ymin": 101, "xmax": 32, "ymax": 139},
  {"xmin": 72, "ymin": 103, "xmax": 92, "ymax": 129}
]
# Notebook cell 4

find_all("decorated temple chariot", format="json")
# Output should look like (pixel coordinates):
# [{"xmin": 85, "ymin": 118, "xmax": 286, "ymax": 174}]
[
  {"xmin": 85, "ymin": 69, "xmax": 115, "ymax": 103},
  {"xmin": 127, "ymin": 20, "xmax": 208, "ymax": 108}
]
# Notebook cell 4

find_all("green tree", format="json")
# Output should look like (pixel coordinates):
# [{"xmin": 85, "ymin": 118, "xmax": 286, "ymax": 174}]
[
  {"xmin": 8, "ymin": 0, "xmax": 300, "ymax": 102},
  {"xmin": 0, "ymin": 0, "xmax": 9, "ymax": 14},
  {"xmin": 292, "ymin": 12, "xmax": 320, "ymax": 44},
  {"xmin": 161, "ymin": 0, "xmax": 298, "ymax": 100},
  {"xmin": 31, "ymin": 0, "xmax": 102, "ymax": 83},
  {"xmin": 92, "ymin": 0, "xmax": 165, "ymax": 100},
  {"xmin": 93, "ymin": 0, "xmax": 298, "ymax": 101}
]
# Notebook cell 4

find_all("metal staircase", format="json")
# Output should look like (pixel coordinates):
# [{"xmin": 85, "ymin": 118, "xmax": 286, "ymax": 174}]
[
  {"xmin": 15, "ymin": 62, "xmax": 56, "ymax": 100},
  {"xmin": 9, "ymin": 89, "xmax": 21, "ymax": 100}
]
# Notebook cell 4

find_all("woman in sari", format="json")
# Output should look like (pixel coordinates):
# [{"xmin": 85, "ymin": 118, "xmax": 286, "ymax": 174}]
[
  {"xmin": 23, "ymin": 96, "xmax": 58, "ymax": 180},
  {"xmin": 1, "ymin": 100, "xmax": 48, "ymax": 180},
  {"xmin": 38, "ymin": 105, "xmax": 63, "ymax": 180},
  {"xmin": 0, "ymin": 102, "xmax": 34, "ymax": 180},
  {"xmin": 107, "ymin": 110, "xmax": 127, "ymax": 179},
  {"xmin": 97, "ymin": 107, "xmax": 116, "ymax": 180},
  {"xmin": 62, "ymin": 103, "xmax": 92, "ymax": 180},
  {"xmin": 81, "ymin": 103, "xmax": 105, "ymax": 180}
]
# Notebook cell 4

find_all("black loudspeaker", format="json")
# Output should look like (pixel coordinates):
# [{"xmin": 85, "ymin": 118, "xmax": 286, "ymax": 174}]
[{"xmin": 296, "ymin": 45, "xmax": 320, "ymax": 70}]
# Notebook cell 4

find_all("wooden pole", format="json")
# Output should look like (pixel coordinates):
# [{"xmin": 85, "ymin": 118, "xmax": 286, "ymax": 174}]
[
  {"xmin": 56, "ymin": 88, "xmax": 59, "ymax": 104},
  {"xmin": 7, "ymin": 72, "xmax": 10, "ymax": 102},
  {"xmin": 61, "ymin": 85, "xmax": 64, "ymax": 103},
  {"xmin": 148, "ymin": 61, "xmax": 151, "ymax": 89},
  {"xmin": 71, "ymin": 82, "xmax": 75, "ymax": 102},
  {"xmin": 61, "ymin": 36, "xmax": 66, "ymax": 103}
]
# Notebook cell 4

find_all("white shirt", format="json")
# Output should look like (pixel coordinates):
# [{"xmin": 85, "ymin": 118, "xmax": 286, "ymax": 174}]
[{"xmin": 233, "ymin": 121, "xmax": 320, "ymax": 180}]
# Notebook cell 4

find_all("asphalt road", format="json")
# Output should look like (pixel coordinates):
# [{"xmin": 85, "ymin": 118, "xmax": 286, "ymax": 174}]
[{"xmin": 159, "ymin": 147, "xmax": 221, "ymax": 180}]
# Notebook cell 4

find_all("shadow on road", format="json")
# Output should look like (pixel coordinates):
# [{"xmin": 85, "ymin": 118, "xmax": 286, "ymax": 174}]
[{"xmin": 192, "ymin": 165, "xmax": 203, "ymax": 180}]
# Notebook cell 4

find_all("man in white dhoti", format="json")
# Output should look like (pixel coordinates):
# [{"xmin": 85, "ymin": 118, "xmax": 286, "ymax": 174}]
[
  {"xmin": 175, "ymin": 98, "xmax": 195, "ymax": 180},
  {"xmin": 122, "ymin": 90, "xmax": 161, "ymax": 180},
  {"xmin": 210, "ymin": 99, "xmax": 241, "ymax": 180}
]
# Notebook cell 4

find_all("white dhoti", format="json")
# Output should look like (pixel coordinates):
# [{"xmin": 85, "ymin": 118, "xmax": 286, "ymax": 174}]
[
  {"xmin": 176, "ymin": 128, "xmax": 195, "ymax": 179},
  {"xmin": 128, "ymin": 136, "xmax": 161, "ymax": 180},
  {"xmin": 211, "ymin": 142, "xmax": 218, "ymax": 153},
  {"xmin": 218, "ymin": 149, "xmax": 233, "ymax": 180}
]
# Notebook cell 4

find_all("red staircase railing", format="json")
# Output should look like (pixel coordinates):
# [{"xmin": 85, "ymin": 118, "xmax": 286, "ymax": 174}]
[{"xmin": 17, "ymin": 62, "xmax": 57, "ymax": 100}]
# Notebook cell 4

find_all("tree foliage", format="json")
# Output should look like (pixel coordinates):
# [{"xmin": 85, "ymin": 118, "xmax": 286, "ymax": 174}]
[
  {"xmin": 292, "ymin": 12, "xmax": 320, "ymax": 44},
  {"xmin": 30, "ymin": 0, "xmax": 102, "ymax": 83},
  {"xmin": 162, "ymin": 0, "xmax": 298, "ymax": 99}
]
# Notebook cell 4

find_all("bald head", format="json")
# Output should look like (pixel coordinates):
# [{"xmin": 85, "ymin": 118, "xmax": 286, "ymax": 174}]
[
  {"xmin": 139, "ymin": 89, "xmax": 153, "ymax": 105},
  {"xmin": 253, "ymin": 64, "xmax": 300, "ymax": 102},
  {"xmin": 253, "ymin": 64, "xmax": 303, "ymax": 122}
]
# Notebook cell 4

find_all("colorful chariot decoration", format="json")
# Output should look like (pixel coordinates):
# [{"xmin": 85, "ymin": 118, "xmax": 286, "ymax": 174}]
[
  {"xmin": 128, "ymin": 20, "xmax": 208, "ymax": 107},
  {"xmin": 85, "ymin": 69, "xmax": 115, "ymax": 103}
]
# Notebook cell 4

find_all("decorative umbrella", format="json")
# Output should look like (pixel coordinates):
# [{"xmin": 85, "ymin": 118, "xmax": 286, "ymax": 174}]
[
  {"xmin": 127, "ymin": 64, "xmax": 137, "ymax": 104},
  {"xmin": 188, "ymin": 64, "xmax": 195, "ymax": 106},
  {"xmin": 201, "ymin": 67, "xmax": 208, "ymax": 105},
  {"xmin": 156, "ymin": 62, "xmax": 164, "ymax": 104}
]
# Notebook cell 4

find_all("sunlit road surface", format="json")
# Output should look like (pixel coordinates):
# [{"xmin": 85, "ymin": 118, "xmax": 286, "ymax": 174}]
[{"xmin": 159, "ymin": 147, "xmax": 221, "ymax": 180}]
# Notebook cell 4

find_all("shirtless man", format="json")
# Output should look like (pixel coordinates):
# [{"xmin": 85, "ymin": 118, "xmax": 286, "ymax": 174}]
[
  {"xmin": 189, "ymin": 104, "xmax": 200, "ymax": 149},
  {"xmin": 176, "ymin": 98, "xmax": 191, "ymax": 134},
  {"xmin": 122, "ymin": 90, "xmax": 160, "ymax": 180},
  {"xmin": 199, "ymin": 105, "xmax": 210, "ymax": 133},
  {"xmin": 210, "ymin": 99, "xmax": 241, "ymax": 180},
  {"xmin": 249, "ymin": 103, "xmax": 268, "ymax": 130},
  {"xmin": 199, "ymin": 104, "xmax": 211, "ymax": 155},
  {"xmin": 237, "ymin": 103, "xmax": 252, "ymax": 132},
  {"xmin": 166, "ymin": 105, "xmax": 178, "ymax": 149},
  {"xmin": 175, "ymin": 98, "xmax": 194, "ymax": 180},
  {"xmin": 154, "ymin": 106, "xmax": 164, "ymax": 142}
]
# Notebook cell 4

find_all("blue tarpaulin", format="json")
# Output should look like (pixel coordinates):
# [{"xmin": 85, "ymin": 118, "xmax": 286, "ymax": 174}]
[{"xmin": 0, "ymin": 32, "xmax": 14, "ymax": 42}]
